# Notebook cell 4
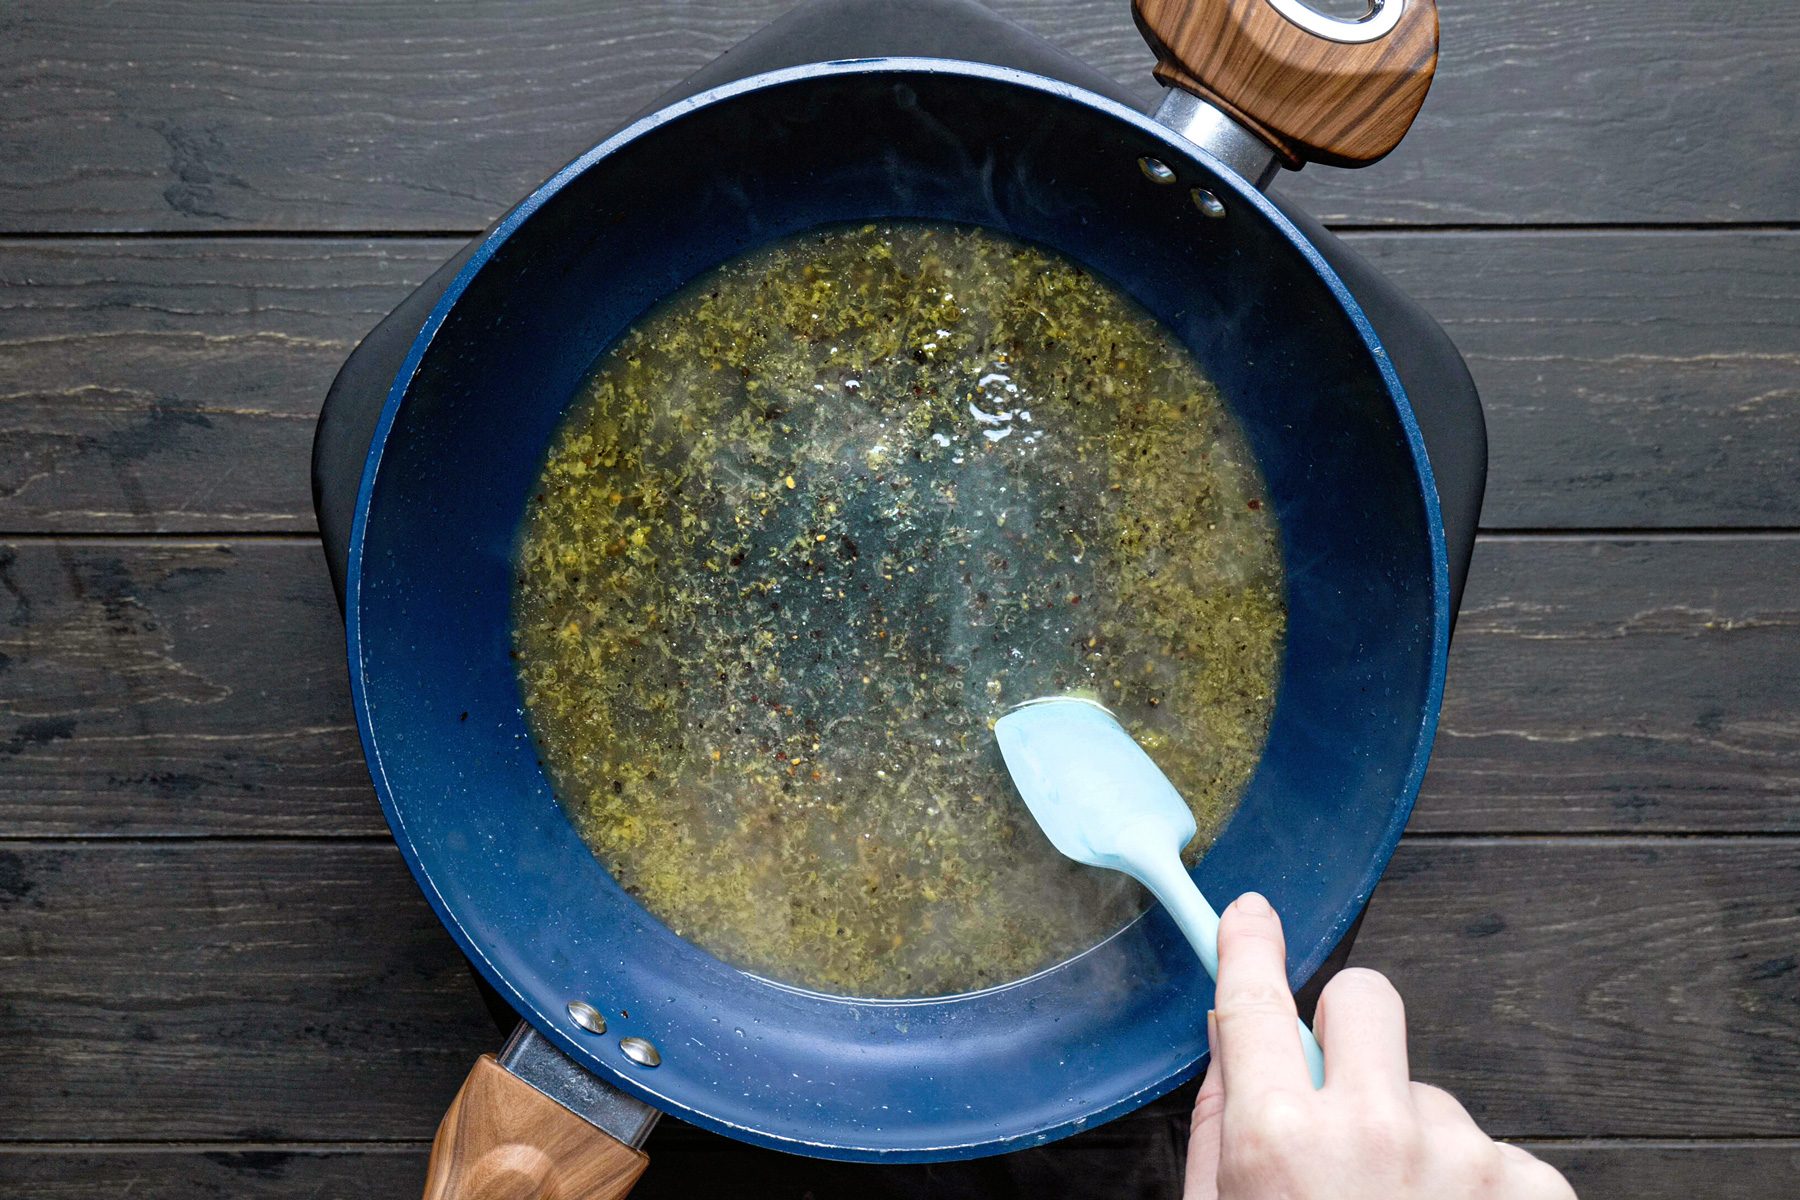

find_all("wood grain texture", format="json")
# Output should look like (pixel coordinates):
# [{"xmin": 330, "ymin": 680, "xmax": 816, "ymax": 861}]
[
  {"xmin": 1, "ymin": 535, "xmax": 1793, "ymax": 837},
  {"xmin": 0, "ymin": 1147, "xmax": 433, "ymax": 1200},
  {"xmin": 1413, "ymin": 536, "xmax": 1800, "ymax": 833},
  {"xmin": 3, "ymin": 1141, "xmax": 1798, "ymax": 1200},
  {"xmin": 1135, "ymin": 0, "xmax": 1437, "ymax": 167},
  {"xmin": 1, "ymin": 1, "xmax": 1796, "ymax": 231},
  {"xmin": 0, "ymin": 843, "xmax": 496, "ymax": 1141},
  {"xmin": 0, "ymin": 238, "xmax": 456, "ymax": 532},
  {"xmin": 1, "ymin": 839, "xmax": 1795, "ymax": 1140},
  {"xmin": 1518, "ymin": 1142, "xmax": 1800, "ymax": 1200},
  {"xmin": 422, "ymin": 1055, "xmax": 646, "ymax": 1200},
  {"xmin": 1279, "ymin": 0, "xmax": 1800, "ymax": 225},
  {"xmin": 0, "ymin": 0, "xmax": 1792, "ymax": 1191},
  {"xmin": 3, "ymin": 233, "xmax": 1795, "ymax": 536},
  {"xmin": 1357, "ymin": 840, "xmax": 1800, "ymax": 1138},
  {"xmin": 0, "ymin": 541, "xmax": 377, "ymax": 836},
  {"xmin": 1349, "ymin": 231, "xmax": 1800, "ymax": 530}
]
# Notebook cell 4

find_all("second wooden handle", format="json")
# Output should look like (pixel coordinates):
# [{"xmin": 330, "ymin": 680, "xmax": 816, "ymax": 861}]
[
  {"xmin": 422, "ymin": 1055, "xmax": 649, "ymax": 1200},
  {"xmin": 1133, "ymin": 0, "xmax": 1439, "ymax": 168}
]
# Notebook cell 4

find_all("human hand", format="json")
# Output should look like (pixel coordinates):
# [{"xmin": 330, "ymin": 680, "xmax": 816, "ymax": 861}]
[{"xmin": 1183, "ymin": 892, "xmax": 1576, "ymax": 1200}]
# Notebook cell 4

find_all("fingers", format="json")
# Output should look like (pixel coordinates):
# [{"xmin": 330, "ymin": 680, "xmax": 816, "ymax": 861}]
[
  {"xmin": 1313, "ymin": 967, "xmax": 1409, "ymax": 1098},
  {"xmin": 1211, "ymin": 892, "xmax": 1311, "ymax": 1095},
  {"xmin": 1183, "ymin": 1011, "xmax": 1224, "ymax": 1200}
]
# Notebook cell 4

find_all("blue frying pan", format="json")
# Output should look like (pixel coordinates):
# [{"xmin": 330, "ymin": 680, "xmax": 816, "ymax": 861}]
[{"xmin": 344, "ymin": 0, "xmax": 1451, "ymax": 1182}]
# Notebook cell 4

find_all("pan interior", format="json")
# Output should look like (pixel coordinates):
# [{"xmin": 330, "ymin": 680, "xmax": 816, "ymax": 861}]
[
  {"xmin": 351, "ymin": 62, "xmax": 1442, "ymax": 1160},
  {"xmin": 510, "ymin": 218, "xmax": 1285, "ymax": 999}
]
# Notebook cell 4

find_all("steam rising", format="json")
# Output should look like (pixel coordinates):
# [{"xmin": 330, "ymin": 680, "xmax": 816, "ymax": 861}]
[{"xmin": 512, "ymin": 221, "xmax": 1283, "ymax": 997}]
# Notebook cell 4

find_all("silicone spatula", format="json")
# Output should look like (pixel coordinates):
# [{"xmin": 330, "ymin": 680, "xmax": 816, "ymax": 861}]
[{"xmin": 994, "ymin": 695, "xmax": 1326, "ymax": 1087}]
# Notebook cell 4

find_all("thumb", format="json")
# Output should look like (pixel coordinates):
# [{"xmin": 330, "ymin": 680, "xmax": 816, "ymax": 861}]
[{"xmin": 1184, "ymin": 1011, "xmax": 1225, "ymax": 1200}]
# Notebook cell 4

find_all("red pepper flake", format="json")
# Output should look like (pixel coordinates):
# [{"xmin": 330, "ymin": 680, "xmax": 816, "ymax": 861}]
[{"xmin": 1247, "ymin": 498, "xmax": 1262, "ymax": 511}]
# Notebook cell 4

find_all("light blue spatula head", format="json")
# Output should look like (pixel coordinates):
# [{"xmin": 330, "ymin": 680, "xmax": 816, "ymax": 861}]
[
  {"xmin": 993, "ymin": 696, "xmax": 1197, "ymax": 872},
  {"xmin": 994, "ymin": 695, "xmax": 1327, "ymax": 1088}
]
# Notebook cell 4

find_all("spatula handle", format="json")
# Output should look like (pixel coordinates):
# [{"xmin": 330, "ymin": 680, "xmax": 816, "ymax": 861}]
[{"xmin": 1130, "ymin": 849, "xmax": 1326, "ymax": 1088}]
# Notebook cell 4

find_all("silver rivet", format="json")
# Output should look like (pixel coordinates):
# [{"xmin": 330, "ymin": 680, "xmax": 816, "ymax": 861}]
[
  {"xmin": 620, "ymin": 1036, "xmax": 661, "ymax": 1067},
  {"xmin": 1138, "ymin": 156, "xmax": 1177, "ymax": 184},
  {"xmin": 1192, "ymin": 188, "xmax": 1227, "ymax": 219},
  {"xmin": 566, "ymin": 1001, "xmax": 607, "ymax": 1034}
]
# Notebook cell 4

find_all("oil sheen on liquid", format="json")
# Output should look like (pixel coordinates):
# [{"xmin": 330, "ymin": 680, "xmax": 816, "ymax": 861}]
[{"xmin": 513, "ymin": 221, "xmax": 1284, "ymax": 997}]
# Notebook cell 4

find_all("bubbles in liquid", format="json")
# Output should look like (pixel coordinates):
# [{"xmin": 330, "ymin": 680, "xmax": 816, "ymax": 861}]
[{"xmin": 513, "ymin": 221, "xmax": 1283, "ymax": 997}]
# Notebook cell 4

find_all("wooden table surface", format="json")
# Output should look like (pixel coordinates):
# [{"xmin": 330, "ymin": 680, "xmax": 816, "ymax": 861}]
[{"xmin": 1, "ymin": 2, "xmax": 1796, "ymax": 1197}]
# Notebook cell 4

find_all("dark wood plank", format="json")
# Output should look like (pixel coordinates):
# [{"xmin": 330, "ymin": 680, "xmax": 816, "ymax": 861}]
[
  {"xmin": 1, "ymin": 1, "xmax": 1794, "ymax": 232},
  {"xmin": 2, "ymin": 535, "xmax": 1794, "ymax": 837},
  {"xmin": 1413, "ymin": 535, "xmax": 1800, "ymax": 833},
  {"xmin": 1359, "ymin": 840, "xmax": 1800, "ymax": 1139},
  {"xmin": 0, "ymin": 541, "xmax": 378, "ymax": 836},
  {"xmin": 1283, "ymin": 0, "xmax": 1800, "ymax": 226},
  {"xmin": 1347, "ymin": 231, "xmax": 1800, "ymax": 530},
  {"xmin": 0, "ymin": 1147, "xmax": 430, "ymax": 1199},
  {"xmin": 1, "ymin": 839, "xmax": 1795, "ymax": 1139},
  {"xmin": 1518, "ymin": 1142, "xmax": 1800, "ymax": 1200},
  {"xmin": 5, "ymin": 232, "xmax": 1796, "ymax": 535},
  {"xmin": 0, "ymin": 843, "xmax": 496, "ymax": 1142},
  {"xmin": 3, "ymin": 1141, "xmax": 1797, "ymax": 1200},
  {"xmin": 0, "ymin": 238, "xmax": 456, "ymax": 532}
]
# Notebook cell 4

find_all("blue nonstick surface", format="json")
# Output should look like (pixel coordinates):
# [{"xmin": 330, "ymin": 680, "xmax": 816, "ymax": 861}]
[{"xmin": 345, "ymin": 59, "xmax": 1449, "ymax": 1160}]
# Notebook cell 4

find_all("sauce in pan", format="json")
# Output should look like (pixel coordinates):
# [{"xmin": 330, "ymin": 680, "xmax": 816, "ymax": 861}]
[{"xmin": 513, "ymin": 222, "xmax": 1283, "ymax": 996}]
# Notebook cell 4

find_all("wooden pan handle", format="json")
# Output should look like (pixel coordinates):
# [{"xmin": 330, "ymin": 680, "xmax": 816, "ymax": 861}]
[
  {"xmin": 1132, "ymin": 0, "xmax": 1438, "ymax": 168},
  {"xmin": 422, "ymin": 1055, "xmax": 649, "ymax": 1200}
]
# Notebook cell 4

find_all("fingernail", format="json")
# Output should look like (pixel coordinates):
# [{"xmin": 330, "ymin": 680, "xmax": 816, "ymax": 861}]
[
  {"xmin": 1235, "ymin": 891, "xmax": 1272, "ymax": 916},
  {"xmin": 1206, "ymin": 1009, "xmax": 1218, "ymax": 1048}
]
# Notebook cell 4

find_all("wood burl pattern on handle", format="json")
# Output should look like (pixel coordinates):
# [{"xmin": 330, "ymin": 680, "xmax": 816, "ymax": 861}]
[{"xmin": 1134, "ymin": 0, "xmax": 1438, "ymax": 166}]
